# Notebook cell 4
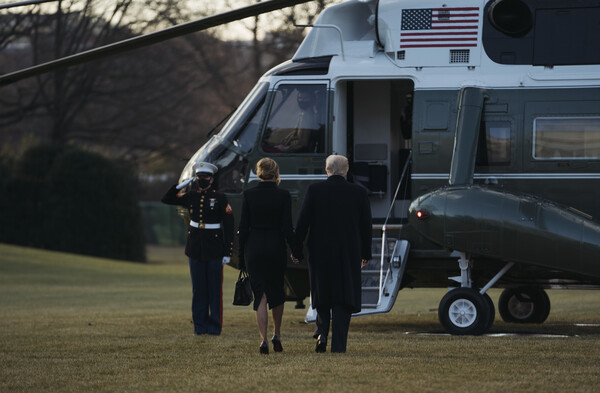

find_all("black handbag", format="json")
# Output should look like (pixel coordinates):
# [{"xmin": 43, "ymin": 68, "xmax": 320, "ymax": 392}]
[{"xmin": 233, "ymin": 270, "xmax": 253, "ymax": 306}]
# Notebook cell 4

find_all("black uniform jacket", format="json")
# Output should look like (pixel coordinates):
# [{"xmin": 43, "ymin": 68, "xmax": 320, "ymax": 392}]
[
  {"xmin": 162, "ymin": 185, "xmax": 234, "ymax": 262},
  {"xmin": 295, "ymin": 175, "xmax": 372, "ymax": 313}
]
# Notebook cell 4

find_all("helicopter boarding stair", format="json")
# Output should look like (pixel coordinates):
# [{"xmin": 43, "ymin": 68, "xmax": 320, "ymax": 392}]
[
  {"xmin": 305, "ymin": 152, "xmax": 412, "ymax": 323},
  {"xmin": 304, "ymin": 237, "xmax": 410, "ymax": 322},
  {"xmin": 361, "ymin": 238, "xmax": 409, "ymax": 311}
]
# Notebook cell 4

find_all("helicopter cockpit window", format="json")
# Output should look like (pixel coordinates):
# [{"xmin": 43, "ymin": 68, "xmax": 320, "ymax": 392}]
[
  {"xmin": 219, "ymin": 82, "xmax": 269, "ymax": 153},
  {"xmin": 232, "ymin": 93, "xmax": 267, "ymax": 154},
  {"xmin": 534, "ymin": 117, "xmax": 600, "ymax": 160},
  {"xmin": 201, "ymin": 83, "xmax": 268, "ymax": 193},
  {"xmin": 213, "ymin": 149, "xmax": 248, "ymax": 194},
  {"xmin": 476, "ymin": 121, "xmax": 511, "ymax": 166},
  {"xmin": 261, "ymin": 84, "xmax": 327, "ymax": 154}
]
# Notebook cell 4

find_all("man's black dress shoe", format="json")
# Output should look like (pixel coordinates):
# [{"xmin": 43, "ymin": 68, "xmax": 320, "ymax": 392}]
[
  {"xmin": 260, "ymin": 341, "xmax": 269, "ymax": 355},
  {"xmin": 315, "ymin": 335, "xmax": 327, "ymax": 353},
  {"xmin": 271, "ymin": 335, "xmax": 283, "ymax": 352}
]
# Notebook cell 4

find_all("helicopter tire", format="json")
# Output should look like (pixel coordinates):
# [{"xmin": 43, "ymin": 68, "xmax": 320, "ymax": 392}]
[
  {"xmin": 534, "ymin": 288, "xmax": 551, "ymax": 324},
  {"xmin": 498, "ymin": 287, "xmax": 550, "ymax": 324},
  {"xmin": 482, "ymin": 291, "xmax": 496, "ymax": 332},
  {"xmin": 438, "ymin": 288, "xmax": 491, "ymax": 335}
]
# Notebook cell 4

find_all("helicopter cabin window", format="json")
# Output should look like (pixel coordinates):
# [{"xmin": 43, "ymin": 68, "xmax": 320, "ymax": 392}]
[
  {"xmin": 476, "ymin": 121, "xmax": 511, "ymax": 166},
  {"xmin": 261, "ymin": 84, "xmax": 326, "ymax": 154},
  {"xmin": 533, "ymin": 117, "xmax": 600, "ymax": 160}
]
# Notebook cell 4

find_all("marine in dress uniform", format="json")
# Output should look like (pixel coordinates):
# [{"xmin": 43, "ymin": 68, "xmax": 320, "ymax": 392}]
[{"xmin": 161, "ymin": 162, "xmax": 234, "ymax": 335}]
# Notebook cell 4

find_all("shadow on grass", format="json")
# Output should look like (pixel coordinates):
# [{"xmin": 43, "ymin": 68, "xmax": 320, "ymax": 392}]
[{"xmin": 347, "ymin": 317, "xmax": 600, "ymax": 337}]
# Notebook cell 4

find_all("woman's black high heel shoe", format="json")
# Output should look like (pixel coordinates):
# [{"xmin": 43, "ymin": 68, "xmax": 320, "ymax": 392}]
[
  {"xmin": 259, "ymin": 341, "xmax": 269, "ymax": 354},
  {"xmin": 271, "ymin": 335, "xmax": 283, "ymax": 352}
]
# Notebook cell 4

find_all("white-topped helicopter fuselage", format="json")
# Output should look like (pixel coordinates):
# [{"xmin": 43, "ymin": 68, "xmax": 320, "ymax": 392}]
[{"xmin": 179, "ymin": 0, "xmax": 600, "ymax": 335}]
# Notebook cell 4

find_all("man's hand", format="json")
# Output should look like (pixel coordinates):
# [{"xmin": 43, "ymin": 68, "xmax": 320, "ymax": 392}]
[
  {"xmin": 176, "ymin": 177, "xmax": 193, "ymax": 190},
  {"xmin": 222, "ymin": 256, "xmax": 231, "ymax": 265},
  {"xmin": 361, "ymin": 259, "xmax": 369, "ymax": 269},
  {"xmin": 291, "ymin": 253, "xmax": 300, "ymax": 264}
]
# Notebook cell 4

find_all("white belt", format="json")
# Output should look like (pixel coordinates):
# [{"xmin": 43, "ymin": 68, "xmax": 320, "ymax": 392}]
[{"xmin": 189, "ymin": 220, "xmax": 221, "ymax": 229}]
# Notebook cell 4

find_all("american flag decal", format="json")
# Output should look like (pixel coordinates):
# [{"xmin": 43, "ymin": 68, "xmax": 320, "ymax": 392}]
[{"xmin": 400, "ymin": 7, "xmax": 479, "ymax": 48}]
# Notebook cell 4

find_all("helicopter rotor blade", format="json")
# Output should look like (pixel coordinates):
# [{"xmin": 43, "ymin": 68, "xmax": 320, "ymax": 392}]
[
  {"xmin": 0, "ymin": 0, "xmax": 314, "ymax": 87},
  {"xmin": 0, "ymin": 0, "xmax": 58, "ymax": 10}
]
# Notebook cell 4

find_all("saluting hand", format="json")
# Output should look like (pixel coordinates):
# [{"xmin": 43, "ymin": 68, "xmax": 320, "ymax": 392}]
[
  {"xmin": 361, "ymin": 259, "xmax": 368, "ymax": 269},
  {"xmin": 176, "ymin": 177, "xmax": 193, "ymax": 190}
]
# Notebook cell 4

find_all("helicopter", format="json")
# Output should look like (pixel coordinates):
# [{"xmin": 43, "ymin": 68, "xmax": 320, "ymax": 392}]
[{"xmin": 3, "ymin": 0, "xmax": 600, "ymax": 335}]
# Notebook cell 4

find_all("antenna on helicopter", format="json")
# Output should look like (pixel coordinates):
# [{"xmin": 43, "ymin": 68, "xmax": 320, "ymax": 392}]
[{"xmin": 206, "ymin": 107, "xmax": 238, "ymax": 138}]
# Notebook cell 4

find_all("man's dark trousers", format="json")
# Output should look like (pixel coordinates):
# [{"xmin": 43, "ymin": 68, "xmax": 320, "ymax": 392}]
[
  {"xmin": 189, "ymin": 258, "xmax": 222, "ymax": 335},
  {"xmin": 316, "ymin": 305, "xmax": 352, "ymax": 353}
]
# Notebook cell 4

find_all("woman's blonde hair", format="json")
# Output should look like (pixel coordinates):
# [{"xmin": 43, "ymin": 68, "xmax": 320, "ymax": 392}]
[{"xmin": 256, "ymin": 158, "xmax": 280, "ymax": 184}]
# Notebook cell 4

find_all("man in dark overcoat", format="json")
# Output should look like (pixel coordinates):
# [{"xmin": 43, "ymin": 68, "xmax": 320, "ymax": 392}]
[
  {"xmin": 162, "ymin": 162, "xmax": 234, "ymax": 335},
  {"xmin": 295, "ymin": 155, "xmax": 372, "ymax": 353}
]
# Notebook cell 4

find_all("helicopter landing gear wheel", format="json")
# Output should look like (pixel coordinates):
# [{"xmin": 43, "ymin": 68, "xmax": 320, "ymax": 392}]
[
  {"xmin": 482, "ymin": 292, "xmax": 496, "ymax": 332},
  {"xmin": 498, "ymin": 287, "xmax": 550, "ymax": 324},
  {"xmin": 438, "ymin": 288, "xmax": 492, "ymax": 335},
  {"xmin": 537, "ymin": 288, "xmax": 551, "ymax": 323}
]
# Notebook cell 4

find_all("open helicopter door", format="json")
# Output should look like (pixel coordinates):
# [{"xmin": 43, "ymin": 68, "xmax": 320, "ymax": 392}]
[{"xmin": 344, "ymin": 79, "xmax": 414, "ymax": 220}]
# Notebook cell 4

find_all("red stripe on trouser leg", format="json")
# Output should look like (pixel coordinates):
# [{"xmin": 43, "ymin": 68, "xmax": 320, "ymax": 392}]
[{"xmin": 220, "ymin": 265, "xmax": 223, "ymax": 327}]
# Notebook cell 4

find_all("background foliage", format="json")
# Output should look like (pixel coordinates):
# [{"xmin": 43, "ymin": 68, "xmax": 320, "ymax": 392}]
[
  {"xmin": 0, "ymin": 0, "xmax": 342, "ymax": 200},
  {"xmin": 0, "ymin": 1, "xmax": 343, "ymax": 256},
  {"xmin": 0, "ymin": 144, "xmax": 145, "ymax": 261}
]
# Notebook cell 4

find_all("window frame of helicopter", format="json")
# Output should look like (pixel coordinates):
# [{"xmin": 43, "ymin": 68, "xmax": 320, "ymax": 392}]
[
  {"xmin": 205, "ymin": 83, "xmax": 270, "ymax": 193},
  {"xmin": 532, "ymin": 117, "xmax": 600, "ymax": 161},
  {"xmin": 258, "ymin": 82, "xmax": 330, "ymax": 156},
  {"xmin": 218, "ymin": 82, "xmax": 270, "ymax": 154}
]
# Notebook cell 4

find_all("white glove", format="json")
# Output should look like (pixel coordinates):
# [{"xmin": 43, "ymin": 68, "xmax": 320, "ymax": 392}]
[
  {"xmin": 176, "ymin": 177, "xmax": 193, "ymax": 190},
  {"xmin": 222, "ymin": 257, "xmax": 231, "ymax": 265}
]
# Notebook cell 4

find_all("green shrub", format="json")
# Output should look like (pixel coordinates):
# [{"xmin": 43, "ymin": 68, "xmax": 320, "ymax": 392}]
[{"xmin": 0, "ymin": 145, "xmax": 146, "ymax": 262}]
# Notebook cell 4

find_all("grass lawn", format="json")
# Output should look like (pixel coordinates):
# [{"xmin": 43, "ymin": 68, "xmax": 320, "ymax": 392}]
[{"xmin": 1, "ymin": 243, "xmax": 599, "ymax": 392}]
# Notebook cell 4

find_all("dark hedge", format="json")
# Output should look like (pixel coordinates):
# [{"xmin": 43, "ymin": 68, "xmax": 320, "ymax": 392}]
[{"xmin": 0, "ymin": 145, "xmax": 146, "ymax": 262}]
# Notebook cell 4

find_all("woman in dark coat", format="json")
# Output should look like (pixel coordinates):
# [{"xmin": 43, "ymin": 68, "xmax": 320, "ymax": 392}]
[{"xmin": 238, "ymin": 158, "xmax": 299, "ymax": 354}]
